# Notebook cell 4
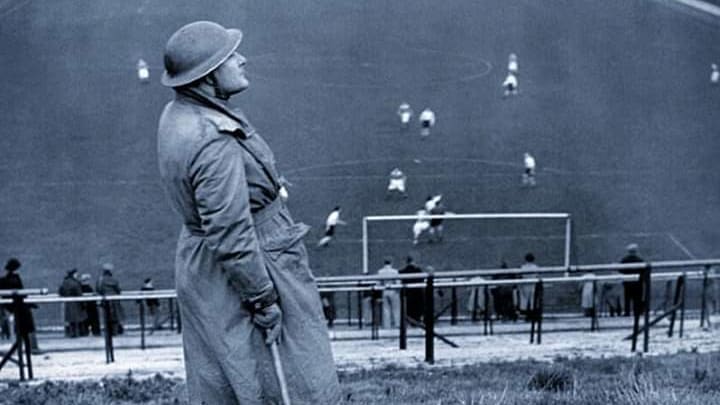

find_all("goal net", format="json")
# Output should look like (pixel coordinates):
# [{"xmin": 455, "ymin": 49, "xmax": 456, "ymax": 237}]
[{"xmin": 362, "ymin": 212, "xmax": 571, "ymax": 273}]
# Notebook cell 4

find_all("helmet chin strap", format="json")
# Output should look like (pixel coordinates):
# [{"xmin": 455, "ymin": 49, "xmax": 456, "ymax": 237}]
[{"xmin": 205, "ymin": 72, "xmax": 230, "ymax": 100}]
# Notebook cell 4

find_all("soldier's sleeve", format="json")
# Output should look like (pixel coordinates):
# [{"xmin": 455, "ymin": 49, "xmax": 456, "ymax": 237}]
[{"xmin": 189, "ymin": 135, "xmax": 276, "ymax": 309}]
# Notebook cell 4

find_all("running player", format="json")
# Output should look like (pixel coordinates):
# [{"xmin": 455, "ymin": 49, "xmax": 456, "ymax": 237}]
[
  {"xmin": 503, "ymin": 72, "xmax": 518, "ymax": 97},
  {"xmin": 397, "ymin": 102, "xmax": 413, "ymax": 128},
  {"xmin": 711, "ymin": 64, "xmax": 719, "ymax": 84},
  {"xmin": 419, "ymin": 108, "xmax": 436, "ymax": 137},
  {"xmin": 386, "ymin": 168, "xmax": 408, "ymax": 198},
  {"xmin": 317, "ymin": 206, "xmax": 347, "ymax": 248},
  {"xmin": 137, "ymin": 58, "xmax": 150, "ymax": 83},
  {"xmin": 424, "ymin": 194, "xmax": 442, "ymax": 212},
  {"xmin": 412, "ymin": 209, "xmax": 430, "ymax": 245},
  {"xmin": 508, "ymin": 53, "xmax": 518, "ymax": 75},
  {"xmin": 522, "ymin": 152, "xmax": 536, "ymax": 186}
]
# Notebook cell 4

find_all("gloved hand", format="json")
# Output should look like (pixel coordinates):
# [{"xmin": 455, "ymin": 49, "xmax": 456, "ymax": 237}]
[{"xmin": 253, "ymin": 303, "xmax": 283, "ymax": 345}]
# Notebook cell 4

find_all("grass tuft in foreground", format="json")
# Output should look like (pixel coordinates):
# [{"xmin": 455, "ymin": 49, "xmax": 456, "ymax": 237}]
[{"xmin": 1, "ymin": 351, "xmax": 719, "ymax": 404}]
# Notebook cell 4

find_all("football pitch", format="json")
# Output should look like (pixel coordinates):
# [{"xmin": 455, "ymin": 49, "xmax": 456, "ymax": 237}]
[{"xmin": 0, "ymin": 0, "xmax": 719, "ymax": 295}]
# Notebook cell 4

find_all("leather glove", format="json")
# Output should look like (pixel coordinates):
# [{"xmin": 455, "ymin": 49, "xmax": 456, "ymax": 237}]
[{"xmin": 253, "ymin": 302, "xmax": 283, "ymax": 345}]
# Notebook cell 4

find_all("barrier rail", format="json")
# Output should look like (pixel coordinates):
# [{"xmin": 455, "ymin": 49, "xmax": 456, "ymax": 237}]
[{"xmin": 0, "ymin": 259, "xmax": 717, "ymax": 379}]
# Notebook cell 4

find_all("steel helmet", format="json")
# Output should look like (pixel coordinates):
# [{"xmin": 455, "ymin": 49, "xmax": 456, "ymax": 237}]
[{"xmin": 161, "ymin": 21, "xmax": 243, "ymax": 88}]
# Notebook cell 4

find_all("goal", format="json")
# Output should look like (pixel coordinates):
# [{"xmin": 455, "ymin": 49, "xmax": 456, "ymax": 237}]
[{"xmin": 361, "ymin": 212, "xmax": 572, "ymax": 273}]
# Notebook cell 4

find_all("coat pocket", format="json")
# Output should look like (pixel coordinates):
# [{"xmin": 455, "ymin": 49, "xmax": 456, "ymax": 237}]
[{"xmin": 262, "ymin": 223, "xmax": 311, "ymax": 261}]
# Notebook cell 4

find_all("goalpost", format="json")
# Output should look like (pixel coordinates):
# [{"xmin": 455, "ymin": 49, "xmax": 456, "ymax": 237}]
[{"xmin": 361, "ymin": 212, "xmax": 572, "ymax": 274}]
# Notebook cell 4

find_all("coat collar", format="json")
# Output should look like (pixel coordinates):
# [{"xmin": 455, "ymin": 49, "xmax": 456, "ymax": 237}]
[{"xmin": 176, "ymin": 89, "xmax": 256, "ymax": 138}]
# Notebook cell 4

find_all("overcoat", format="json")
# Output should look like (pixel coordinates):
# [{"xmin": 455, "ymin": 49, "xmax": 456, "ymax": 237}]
[
  {"xmin": 59, "ymin": 276, "xmax": 87, "ymax": 324},
  {"xmin": 157, "ymin": 89, "xmax": 340, "ymax": 405}
]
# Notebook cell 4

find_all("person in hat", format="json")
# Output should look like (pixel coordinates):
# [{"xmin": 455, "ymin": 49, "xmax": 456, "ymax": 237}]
[
  {"xmin": 58, "ymin": 269, "xmax": 86, "ymax": 338},
  {"xmin": 96, "ymin": 263, "xmax": 125, "ymax": 335},
  {"xmin": 140, "ymin": 277, "xmax": 162, "ymax": 331},
  {"xmin": 156, "ymin": 21, "xmax": 340, "ymax": 403},
  {"xmin": 619, "ymin": 243, "xmax": 644, "ymax": 317},
  {"xmin": 0, "ymin": 258, "xmax": 40, "ymax": 352},
  {"xmin": 79, "ymin": 273, "xmax": 101, "ymax": 336}
]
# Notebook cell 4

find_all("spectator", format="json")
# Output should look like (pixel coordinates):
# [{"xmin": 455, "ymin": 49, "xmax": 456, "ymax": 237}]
[
  {"xmin": 517, "ymin": 253, "xmax": 539, "ymax": 318},
  {"xmin": 0, "ymin": 258, "xmax": 40, "ymax": 352},
  {"xmin": 466, "ymin": 276, "xmax": 487, "ymax": 319},
  {"xmin": 58, "ymin": 269, "xmax": 87, "ymax": 338},
  {"xmin": 96, "ymin": 263, "xmax": 125, "ymax": 335},
  {"xmin": 320, "ymin": 291, "xmax": 336, "ymax": 328},
  {"xmin": 399, "ymin": 256, "xmax": 424, "ymax": 322},
  {"xmin": 141, "ymin": 277, "xmax": 162, "ymax": 331},
  {"xmin": 619, "ymin": 243, "xmax": 644, "ymax": 316},
  {"xmin": 492, "ymin": 261, "xmax": 517, "ymax": 321},
  {"xmin": 79, "ymin": 273, "xmax": 101, "ymax": 336},
  {"xmin": 599, "ymin": 282, "xmax": 622, "ymax": 317},
  {"xmin": 377, "ymin": 258, "xmax": 400, "ymax": 329},
  {"xmin": 579, "ymin": 273, "xmax": 596, "ymax": 317}
]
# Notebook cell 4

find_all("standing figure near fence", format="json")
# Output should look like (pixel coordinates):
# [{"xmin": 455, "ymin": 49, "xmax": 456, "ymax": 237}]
[
  {"xmin": 157, "ymin": 21, "xmax": 341, "ymax": 404},
  {"xmin": 79, "ymin": 273, "xmax": 101, "ymax": 336},
  {"xmin": 418, "ymin": 107, "xmax": 436, "ymax": 137},
  {"xmin": 399, "ymin": 255, "xmax": 425, "ymax": 322},
  {"xmin": 619, "ymin": 243, "xmax": 644, "ymax": 317},
  {"xmin": 58, "ymin": 269, "xmax": 87, "ymax": 338},
  {"xmin": 517, "ymin": 253, "xmax": 539, "ymax": 319},
  {"xmin": 141, "ymin": 277, "xmax": 162, "ymax": 331},
  {"xmin": 96, "ymin": 263, "xmax": 125, "ymax": 335},
  {"xmin": 397, "ymin": 102, "xmax": 413, "ymax": 128},
  {"xmin": 317, "ymin": 206, "xmax": 347, "ymax": 248},
  {"xmin": 0, "ymin": 258, "xmax": 40, "ymax": 353},
  {"xmin": 377, "ymin": 258, "xmax": 400, "ymax": 329},
  {"xmin": 579, "ymin": 273, "xmax": 596, "ymax": 317}
]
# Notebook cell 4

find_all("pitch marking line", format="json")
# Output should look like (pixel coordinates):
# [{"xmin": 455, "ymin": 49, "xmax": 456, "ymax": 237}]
[
  {"xmin": 673, "ymin": 0, "xmax": 720, "ymax": 16},
  {"xmin": 666, "ymin": 233, "xmax": 697, "ymax": 259}
]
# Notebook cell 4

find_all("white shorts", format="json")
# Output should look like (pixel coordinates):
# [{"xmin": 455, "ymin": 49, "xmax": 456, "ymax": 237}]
[
  {"xmin": 138, "ymin": 68, "xmax": 149, "ymax": 80},
  {"xmin": 413, "ymin": 221, "xmax": 429, "ymax": 235},
  {"xmin": 388, "ymin": 179, "xmax": 405, "ymax": 192},
  {"xmin": 400, "ymin": 112, "xmax": 411, "ymax": 124}
]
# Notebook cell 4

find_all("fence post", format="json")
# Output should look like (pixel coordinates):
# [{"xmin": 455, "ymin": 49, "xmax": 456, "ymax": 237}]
[
  {"xmin": 347, "ymin": 291, "xmax": 352, "ymax": 327},
  {"xmin": 679, "ymin": 273, "xmax": 686, "ymax": 338},
  {"xmin": 399, "ymin": 286, "xmax": 407, "ymax": 350},
  {"xmin": 450, "ymin": 286, "xmax": 458, "ymax": 325},
  {"xmin": 13, "ymin": 295, "xmax": 26, "ymax": 381},
  {"xmin": 700, "ymin": 266, "xmax": 709, "ymax": 328},
  {"xmin": 642, "ymin": 264, "xmax": 652, "ymax": 353},
  {"xmin": 358, "ymin": 291, "xmax": 363, "ymax": 330},
  {"xmin": 591, "ymin": 280, "xmax": 599, "ymax": 332},
  {"xmin": 424, "ymin": 274, "xmax": 435, "ymax": 364},
  {"xmin": 483, "ymin": 285, "xmax": 490, "ymax": 335},
  {"xmin": 102, "ymin": 297, "xmax": 115, "ymax": 363},
  {"xmin": 536, "ymin": 280, "xmax": 544, "ymax": 345},
  {"xmin": 139, "ymin": 301, "xmax": 146, "ymax": 350},
  {"xmin": 169, "ymin": 298, "xmax": 175, "ymax": 331},
  {"xmin": 371, "ymin": 288, "xmax": 379, "ymax": 340}
]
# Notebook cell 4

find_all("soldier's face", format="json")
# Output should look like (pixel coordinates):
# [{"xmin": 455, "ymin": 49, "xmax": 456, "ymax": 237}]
[{"xmin": 214, "ymin": 52, "xmax": 249, "ymax": 95}]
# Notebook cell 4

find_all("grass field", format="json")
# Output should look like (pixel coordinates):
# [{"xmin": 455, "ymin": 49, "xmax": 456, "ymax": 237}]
[
  {"xmin": 1, "ymin": 0, "xmax": 719, "ymax": 321},
  {"xmin": 3, "ymin": 350, "xmax": 719, "ymax": 404}
]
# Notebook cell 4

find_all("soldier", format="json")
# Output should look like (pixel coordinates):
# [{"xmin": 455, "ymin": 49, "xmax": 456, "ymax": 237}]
[{"xmin": 157, "ymin": 21, "xmax": 340, "ymax": 403}]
